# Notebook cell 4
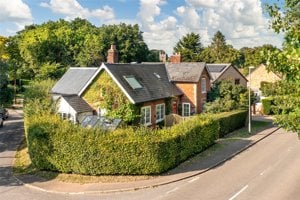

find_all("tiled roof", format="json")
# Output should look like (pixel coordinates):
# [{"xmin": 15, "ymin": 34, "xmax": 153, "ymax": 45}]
[
  {"xmin": 206, "ymin": 63, "xmax": 231, "ymax": 82},
  {"xmin": 103, "ymin": 63, "xmax": 183, "ymax": 104},
  {"xmin": 62, "ymin": 95, "xmax": 94, "ymax": 113},
  {"xmin": 165, "ymin": 62, "xmax": 206, "ymax": 82},
  {"xmin": 51, "ymin": 67, "xmax": 99, "ymax": 95}
]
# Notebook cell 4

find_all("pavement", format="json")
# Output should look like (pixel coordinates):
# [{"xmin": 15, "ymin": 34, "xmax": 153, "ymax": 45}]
[{"xmin": 10, "ymin": 109, "xmax": 280, "ymax": 195}]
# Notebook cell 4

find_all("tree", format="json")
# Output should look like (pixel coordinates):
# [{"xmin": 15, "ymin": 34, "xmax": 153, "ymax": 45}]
[
  {"xmin": 100, "ymin": 23, "xmax": 149, "ymax": 63},
  {"xmin": 199, "ymin": 31, "xmax": 241, "ymax": 65},
  {"xmin": 204, "ymin": 80, "xmax": 250, "ymax": 113},
  {"xmin": 0, "ymin": 36, "xmax": 13, "ymax": 106},
  {"xmin": 240, "ymin": 45, "xmax": 279, "ymax": 74},
  {"xmin": 6, "ymin": 19, "xmax": 150, "ymax": 80},
  {"xmin": 173, "ymin": 32, "xmax": 203, "ymax": 62},
  {"xmin": 265, "ymin": 0, "xmax": 300, "ymax": 135}
]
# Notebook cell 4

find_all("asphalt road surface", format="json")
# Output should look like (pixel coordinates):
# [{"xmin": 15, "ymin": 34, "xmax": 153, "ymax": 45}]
[{"xmin": 1, "ymin": 110, "xmax": 300, "ymax": 200}]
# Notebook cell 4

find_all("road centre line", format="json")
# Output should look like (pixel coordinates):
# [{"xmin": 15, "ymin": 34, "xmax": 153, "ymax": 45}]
[
  {"xmin": 188, "ymin": 177, "xmax": 200, "ymax": 183},
  {"xmin": 166, "ymin": 187, "xmax": 178, "ymax": 194},
  {"xmin": 228, "ymin": 185, "xmax": 249, "ymax": 200}
]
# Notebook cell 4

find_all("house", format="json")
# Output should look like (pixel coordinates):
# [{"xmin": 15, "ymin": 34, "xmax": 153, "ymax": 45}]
[
  {"xmin": 82, "ymin": 62, "xmax": 183, "ymax": 127},
  {"xmin": 57, "ymin": 94, "xmax": 94, "ymax": 123},
  {"xmin": 51, "ymin": 46, "xmax": 182, "ymax": 127},
  {"xmin": 51, "ymin": 67, "xmax": 100, "ymax": 123},
  {"xmin": 246, "ymin": 64, "xmax": 282, "ymax": 96},
  {"xmin": 165, "ymin": 62, "xmax": 211, "ymax": 116},
  {"xmin": 206, "ymin": 63, "xmax": 247, "ymax": 87}
]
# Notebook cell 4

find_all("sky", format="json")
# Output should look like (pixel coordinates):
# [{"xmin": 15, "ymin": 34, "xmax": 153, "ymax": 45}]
[{"xmin": 0, "ymin": 0, "xmax": 284, "ymax": 54}]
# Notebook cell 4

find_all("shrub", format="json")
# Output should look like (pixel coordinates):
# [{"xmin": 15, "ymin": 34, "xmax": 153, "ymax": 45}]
[
  {"xmin": 26, "ymin": 113, "xmax": 219, "ymax": 175},
  {"xmin": 262, "ymin": 98, "xmax": 273, "ymax": 115},
  {"xmin": 213, "ymin": 110, "xmax": 248, "ymax": 137}
]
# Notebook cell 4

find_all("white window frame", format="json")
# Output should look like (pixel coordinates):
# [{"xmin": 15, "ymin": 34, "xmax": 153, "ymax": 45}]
[
  {"xmin": 182, "ymin": 103, "xmax": 191, "ymax": 117},
  {"xmin": 201, "ymin": 77, "xmax": 207, "ymax": 93},
  {"xmin": 156, "ymin": 103, "xmax": 165, "ymax": 123},
  {"xmin": 141, "ymin": 106, "xmax": 151, "ymax": 126}
]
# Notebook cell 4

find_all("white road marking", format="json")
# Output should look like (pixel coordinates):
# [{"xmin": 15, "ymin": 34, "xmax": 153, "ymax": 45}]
[
  {"xmin": 188, "ymin": 177, "xmax": 200, "ymax": 183},
  {"xmin": 228, "ymin": 185, "xmax": 249, "ymax": 200},
  {"xmin": 260, "ymin": 170, "xmax": 266, "ymax": 175},
  {"xmin": 166, "ymin": 187, "xmax": 179, "ymax": 194}
]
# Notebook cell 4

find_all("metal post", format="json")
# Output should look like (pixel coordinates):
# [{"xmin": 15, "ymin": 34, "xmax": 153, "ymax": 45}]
[{"xmin": 248, "ymin": 66, "xmax": 254, "ymax": 134}]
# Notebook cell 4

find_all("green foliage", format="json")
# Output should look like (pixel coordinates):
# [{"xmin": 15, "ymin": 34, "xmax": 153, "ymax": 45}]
[
  {"xmin": 82, "ymin": 70, "xmax": 139, "ymax": 123},
  {"xmin": 261, "ymin": 98, "xmax": 274, "ymax": 115},
  {"xmin": 6, "ymin": 19, "xmax": 150, "ymax": 80},
  {"xmin": 199, "ymin": 31, "xmax": 242, "ymax": 65},
  {"xmin": 260, "ymin": 81, "xmax": 276, "ymax": 96},
  {"xmin": 26, "ymin": 111, "xmax": 219, "ymax": 175},
  {"xmin": 213, "ymin": 110, "xmax": 248, "ymax": 137},
  {"xmin": 239, "ymin": 45, "xmax": 278, "ymax": 70},
  {"xmin": 173, "ymin": 32, "xmax": 203, "ymax": 62},
  {"xmin": 205, "ymin": 80, "xmax": 250, "ymax": 113},
  {"xmin": 0, "ymin": 61, "xmax": 13, "ymax": 106},
  {"xmin": 265, "ymin": 0, "xmax": 300, "ymax": 134}
]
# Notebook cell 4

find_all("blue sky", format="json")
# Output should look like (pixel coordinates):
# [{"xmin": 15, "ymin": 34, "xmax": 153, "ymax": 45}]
[{"xmin": 0, "ymin": 0, "xmax": 284, "ymax": 54}]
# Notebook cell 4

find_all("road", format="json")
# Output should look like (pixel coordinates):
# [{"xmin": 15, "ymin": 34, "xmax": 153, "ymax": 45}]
[{"xmin": 1, "ymin": 110, "xmax": 300, "ymax": 200}]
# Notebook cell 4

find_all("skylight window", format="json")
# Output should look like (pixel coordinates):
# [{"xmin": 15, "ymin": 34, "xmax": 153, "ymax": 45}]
[
  {"xmin": 153, "ymin": 72, "xmax": 161, "ymax": 79},
  {"xmin": 124, "ymin": 76, "xmax": 143, "ymax": 89}
]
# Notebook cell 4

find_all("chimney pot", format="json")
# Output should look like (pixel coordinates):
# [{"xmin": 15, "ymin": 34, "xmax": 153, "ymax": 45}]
[
  {"xmin": 169, "ymin": 53, "xmax": 182, "ymax": 63},
  {"xmin": 107, "ymin": 44, "xmax": 118, "ymax": 63}
]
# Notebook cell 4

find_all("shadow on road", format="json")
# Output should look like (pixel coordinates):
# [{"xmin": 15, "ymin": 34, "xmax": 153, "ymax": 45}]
[{"xmin": 0, "ymin": 109, "xmax": 58, "ymax": 188}]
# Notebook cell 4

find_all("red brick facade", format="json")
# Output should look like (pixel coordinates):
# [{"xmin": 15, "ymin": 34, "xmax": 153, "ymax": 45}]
[
  {"xmin": 169, "ymin": 53, "xmax": 182, "ymax": 63},
  {"xmin": 107, "ymin": 44, "xmax": 118, "ymax": 63},
  {"xmin": 175, "ymin": 69, "xmax": 210, "ymax": 115}
]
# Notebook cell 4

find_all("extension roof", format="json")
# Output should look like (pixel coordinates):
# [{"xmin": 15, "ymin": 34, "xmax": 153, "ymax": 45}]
[
  {"xmin": 165, "ymin": 62, "xmax": 208, "ymax": 82},
  {"xmin": 101, "ymin": 63, "xmax": 183, "ymax": 104},
  {"xmin": 51, "ymin": 67, "xmax": 99, "ymax": 95},
  {"xmin": 61, "ymin": 95, "xmax": 94, "ymax": 113}
]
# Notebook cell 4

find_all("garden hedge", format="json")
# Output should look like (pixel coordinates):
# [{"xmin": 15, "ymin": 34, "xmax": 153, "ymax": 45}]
[
  {"xmin": 213, "ymin": 110, "xmax": 248, "ymax": 137},
  {"xmin": 26, "ymin": 114, "xmax": 219, "ymax": 175}
]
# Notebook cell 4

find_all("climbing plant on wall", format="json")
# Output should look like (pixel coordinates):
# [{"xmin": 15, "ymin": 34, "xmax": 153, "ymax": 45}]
[{"xmin": 82, "ymin": 70, "xmax": 139, "ymax": 123}]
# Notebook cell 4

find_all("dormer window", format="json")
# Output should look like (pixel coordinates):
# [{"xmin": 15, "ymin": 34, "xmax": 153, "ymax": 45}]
[{"xmin": 124, "ymin": 76, "xmax": 143, "ymax": 89}]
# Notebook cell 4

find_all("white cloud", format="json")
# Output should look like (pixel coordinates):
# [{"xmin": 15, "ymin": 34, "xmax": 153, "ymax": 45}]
[
  {"xmin": 0, "ymin": 0, "xmax": 33, "ymax": 34},
  {"xmin": 176, "ymin": 6, "xmax": 200, "ymax": 30},
  {"xmin": 40, "ymin": 0, "xmax": 114, "ymax": 21},
  {"xmin": 138, "ymin": 0, "xmax": 179, "ymax": 53},
  {"xmin": 138, "ymin": 0, "xmax": 282, "ymax": 54},
  {"xmin": 186, "ymin": 0, "xmax": 219, "ymax": 8}
]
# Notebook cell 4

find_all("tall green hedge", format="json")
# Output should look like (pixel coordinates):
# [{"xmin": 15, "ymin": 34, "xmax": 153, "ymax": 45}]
[
  {"xmin": 214, "ymin": 110, "xmax": 247, "ymax": 137},
  {"xmin": 26, "ymin": 114, "xmax": 219, "ymax": 175}
]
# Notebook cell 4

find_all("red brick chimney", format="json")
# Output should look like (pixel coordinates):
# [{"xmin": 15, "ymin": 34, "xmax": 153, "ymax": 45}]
[
  {"xmin": 107, "ymin": 44, "xmax": 118, "ymax": 63},
  {"xmin": 169, "ymin": 53, "xmax": 182, "ymax": 63}
]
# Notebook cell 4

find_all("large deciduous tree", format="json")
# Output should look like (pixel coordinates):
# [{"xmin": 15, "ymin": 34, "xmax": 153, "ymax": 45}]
[
  {"xmin": 173, "ymin": 32, "xmax": 203, "ymax": 62},
  {"xmin": 265, "ymin": 0, "xmax": 300, "ymax": 135},
  {"xmin": 6, "ymin": 19, "xmax": 150, "ymax": 80}
]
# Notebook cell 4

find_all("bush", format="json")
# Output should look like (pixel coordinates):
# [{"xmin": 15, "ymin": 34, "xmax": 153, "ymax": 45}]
[
  {"xmin": 213, "ymin": 110, "xmax": 248, "ymax": 137},
  {"xmin": 262, "ymin": 98, "xmax": 273, "ymax": 115},
  {"xmin": 26, "ymin": 113, "xmax": 219, "ymax": 175}
]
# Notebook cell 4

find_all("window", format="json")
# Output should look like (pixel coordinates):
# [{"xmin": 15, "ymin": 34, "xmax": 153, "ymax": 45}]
[
  {"xmin": 156, "ymin": 104, "xmax": 165, "ymax": 122},
  {"xmin": 124, "ymin": 76, "xmax": 143, "ymax": 89},
  {"xmin": 141, "ymin": 106, "xmax": 151, "ymax": 125},
  {"xmin": 201, "ymin": 78, "xmax": 207, "ymax": 93},
  {"xmin": 235, "ymin": 79, "xmax": 240, "ymax": 85},
  {"xmin": 182, "ymin": 103, "xmax": 190, "ymax": 117}
]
